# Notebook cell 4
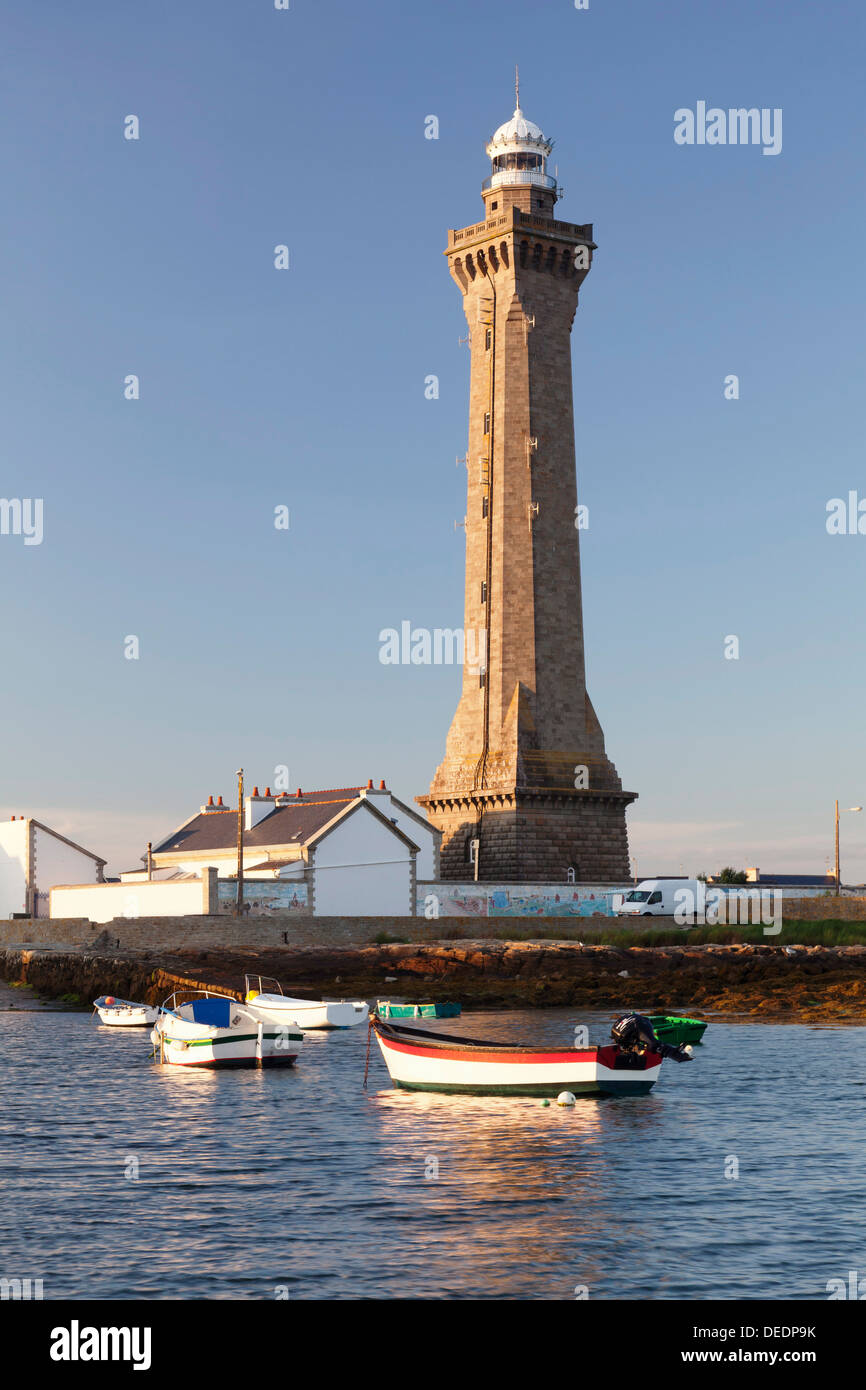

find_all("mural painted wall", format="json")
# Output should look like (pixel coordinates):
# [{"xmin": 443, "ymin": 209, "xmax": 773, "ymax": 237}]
[
  {"xmin": 415, "ymin": 882, "xmax": 846, "ymax": 918},
  {"xmin": 217, "ymin": 880, "xmax": 309, "ymax": 915},
  {"xmin": 416, "ymin": 883, "xmax": 625, "ymax": 918}
]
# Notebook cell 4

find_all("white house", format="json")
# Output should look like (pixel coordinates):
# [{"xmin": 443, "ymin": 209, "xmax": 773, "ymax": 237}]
[
  {"xmin": 131, "ymin": 780, "xmax": 440, "ymax": 917},
  {"xmin": 0, "ymin": 816, "xmax": 106, "ymax": 918}
]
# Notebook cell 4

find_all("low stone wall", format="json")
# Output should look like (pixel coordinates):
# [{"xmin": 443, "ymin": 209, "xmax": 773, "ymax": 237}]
[
  {"xmin": 3, "ymin": 896, "xmax": 866, "ymax": 954},
  {"xmin": 0, "ymin": 915, "xmax": 603, "ymax": 952},
  {"xmin": 0, "ymin": 916, "xmax": 378, "ymax": 951},
  {"xmin": 776, "ymin": 896, "xmax": 866, "ymax": 919}
]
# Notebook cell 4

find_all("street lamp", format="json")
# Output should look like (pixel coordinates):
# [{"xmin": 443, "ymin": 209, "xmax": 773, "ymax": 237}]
[
  {"xmin": 834, "ymin": 800, "xmax": 862, "ymax": 890},
  {"xmin": 236, "ymin": 768, "xmax": 244, "ymax": 916}
]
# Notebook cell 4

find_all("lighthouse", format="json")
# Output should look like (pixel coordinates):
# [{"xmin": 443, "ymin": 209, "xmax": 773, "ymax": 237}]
[{"xmin": 417, "ymin": 88, "xmax": 637, "ymax": 883}]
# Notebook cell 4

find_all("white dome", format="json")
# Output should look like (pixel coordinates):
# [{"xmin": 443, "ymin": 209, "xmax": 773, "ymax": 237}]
[
  {"xmin": 486, "ymin": 106, "xmax": 552, "ymax": 156},
  {"xmin": 489, "ymin": 107, "xmax": 546, "ymax": 146}
]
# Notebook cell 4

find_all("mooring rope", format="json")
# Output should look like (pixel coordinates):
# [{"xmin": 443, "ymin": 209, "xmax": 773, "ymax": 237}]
[{"xmin": 363, "ymin": 1015, "xmax": 373, "ymax": 1090}]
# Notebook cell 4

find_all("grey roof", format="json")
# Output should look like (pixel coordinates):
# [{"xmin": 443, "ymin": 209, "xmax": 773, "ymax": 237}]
[
  {"xmin": 152, "ymin": 788, "xmax": 420, "ymax": 857},
  {"xmin": 752, "ymin": 874, "xmax": 836, "ymax": 887}
]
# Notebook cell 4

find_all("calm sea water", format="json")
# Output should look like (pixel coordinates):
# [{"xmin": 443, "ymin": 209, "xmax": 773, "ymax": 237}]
[{"xmin": 0, "ymin": 1005, "xmax": 863, "ymax": 1300}]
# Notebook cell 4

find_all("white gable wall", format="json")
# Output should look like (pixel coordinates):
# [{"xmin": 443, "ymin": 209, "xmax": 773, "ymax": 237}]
[
  {"xmin": 359, "ymin": 789, "xmax": 438, "ymax": 879},
  {"xmin": 1, "ymin": 820, "xmax": 103, "ymax": 917},
  {"xmin": 0, "ymin": 821, "xmax": 28, "ymax": 917},
  {"xmin": 33, "ymin": 825, "xmax": 101, "ymax": 903},
  {"xmin": 311, "ymin": 807, "xmax": 413, "ymax": 917}
]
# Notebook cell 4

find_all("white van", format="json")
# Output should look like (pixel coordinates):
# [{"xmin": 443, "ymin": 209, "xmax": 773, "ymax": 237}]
[{"xmin": 615, "ymin": 878, "xmax": 702, "ymax": 918}]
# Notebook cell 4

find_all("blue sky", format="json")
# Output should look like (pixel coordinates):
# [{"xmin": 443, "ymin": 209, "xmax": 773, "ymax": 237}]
[{"xmin": 1, "ymin": 0, "xmax": 864, "ymax": 880}]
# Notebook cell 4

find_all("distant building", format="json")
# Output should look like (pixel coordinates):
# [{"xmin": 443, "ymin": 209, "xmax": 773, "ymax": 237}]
[
  {"xmin": 707, "ymin": 867, "xmax": 837, "ymax": 890},
  {"xmin": 0, "ymin": 816, "xmax": 105, "ymax": 918}
]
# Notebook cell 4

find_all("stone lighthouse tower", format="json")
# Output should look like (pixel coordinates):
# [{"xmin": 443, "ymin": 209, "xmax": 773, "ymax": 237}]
[{"xmin": 417, "ymin": 90, "xmax": 637, "ymax": 883}]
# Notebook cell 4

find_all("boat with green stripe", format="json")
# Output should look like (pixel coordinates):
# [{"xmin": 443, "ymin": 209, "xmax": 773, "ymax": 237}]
[{"xmin": 151, "ymin": 989, "xmax": 304, "ymax": 1068}]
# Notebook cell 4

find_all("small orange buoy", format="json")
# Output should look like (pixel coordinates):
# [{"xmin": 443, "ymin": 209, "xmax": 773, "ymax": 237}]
[{"xmin": 105, "ymin": 996, "xmax": 116, "ymax": 1006}]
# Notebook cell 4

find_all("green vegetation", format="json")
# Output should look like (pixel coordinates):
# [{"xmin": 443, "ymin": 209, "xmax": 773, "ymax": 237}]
[
  {"xmin": 437, "ymin": 920, "xmax": 866, "ymax": 948},
  {"xmin": 58, "ymin": 992, "xmax": 81, "ymax": 1004},
  {"xmin": 697, "ymin": 867, "xmax": 748, "ymax": 884}
]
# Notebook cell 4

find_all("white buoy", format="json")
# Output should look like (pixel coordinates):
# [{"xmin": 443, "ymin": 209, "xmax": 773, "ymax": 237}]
[
  {"xmin": 683, "ymin": 1044, "xmax": 694, "ymax": 1057},
  {"xmin": 557, "ymin": 1091, "xmax": 576, "ymax": 1106}
]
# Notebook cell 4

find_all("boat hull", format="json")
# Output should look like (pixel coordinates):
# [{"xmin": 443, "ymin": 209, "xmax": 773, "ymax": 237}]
[
  {"xmin": 152, "ymin": 1027, "xmax": 302, "ymax": 1068},
  {"xmin": 159, "ymin": 1037, "xmax": 299, "ymax": 1067},
  {"xmin": 246, "ymin": 994, "xmax": 369, "ymax": 1030},
  {"xmin": 374, "ymin": 1031, "xmax": 661, "ymax": 1097},
  {"xmin": 97, "ymin": 1006, "xmax": 158, "ymax": 1027}
]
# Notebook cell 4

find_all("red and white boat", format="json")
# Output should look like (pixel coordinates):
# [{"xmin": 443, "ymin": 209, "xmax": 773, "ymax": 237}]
[{"xmin": 371, "ymin": 1014, "xmax": 676, "ymax": 1098}]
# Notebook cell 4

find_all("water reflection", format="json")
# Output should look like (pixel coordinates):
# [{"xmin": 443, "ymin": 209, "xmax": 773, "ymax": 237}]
[{"xmin": 1, "ymin": 1008, "xmax": 864, "ymax": 1299}]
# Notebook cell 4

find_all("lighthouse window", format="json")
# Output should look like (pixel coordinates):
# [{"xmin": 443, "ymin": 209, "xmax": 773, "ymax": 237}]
[
  {"xmin": 483, "ymin": 412, "xmax": 490, "ymax": 434},
  {"xmin": 493, "ymin": 153, "xmax": 542, "ymax": 172},
  {"xmin": 481, "ymin": 581, "xmax": 487, "ymax": 604},
  {"xmin": 485, "ymin": 328, "xmax": 491, "ymax": 350},
  {"xmin": 482, "ymin": 496, "xmax": 489, "ymax": 518}
]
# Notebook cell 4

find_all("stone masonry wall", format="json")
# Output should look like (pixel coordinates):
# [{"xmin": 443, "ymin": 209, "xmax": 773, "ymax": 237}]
[{"xmin": 3, "ymin": 896, "xmax": 866, "ymax": 956}]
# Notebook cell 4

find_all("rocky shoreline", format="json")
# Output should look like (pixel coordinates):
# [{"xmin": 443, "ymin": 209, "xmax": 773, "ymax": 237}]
[{"xmin": 3, "ymin": 939, "xmax": 866, "ymax": 1022}]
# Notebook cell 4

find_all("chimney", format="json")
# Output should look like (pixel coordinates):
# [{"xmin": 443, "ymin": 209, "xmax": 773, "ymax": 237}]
[
  {"xmin": 246, "ymin": 787, "xmax": 276, "ymax": 831},
  {"xmin": 217, "ymin": 796, "xmax": 225, "ymax": 807},
  {"xmin": 201, "ymin": 795, "xmax": 219, "ymax": 814},
  {"xmin": 361, "ymin": 779, "xmax": 390, "ymax": 803}
]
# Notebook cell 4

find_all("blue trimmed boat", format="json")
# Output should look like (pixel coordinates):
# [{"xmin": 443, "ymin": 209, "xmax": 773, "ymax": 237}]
[{"xmin": 151, "ymin": 989, "xmax": 304, "ymax": 1068}]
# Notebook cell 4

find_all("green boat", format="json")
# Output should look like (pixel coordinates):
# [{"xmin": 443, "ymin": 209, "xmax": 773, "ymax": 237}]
[
  {"xmin": 376, "ymin": 1001, "xmax": 462, "ymax": 1020},
  {"xmin": 647, "ymin": 1014, "xmax": 708, "ymax": 1046}
]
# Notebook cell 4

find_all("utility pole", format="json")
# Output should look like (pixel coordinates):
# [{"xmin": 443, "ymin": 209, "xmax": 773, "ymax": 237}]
[
  {"xmin": 146, "ymin": 842, "xmax": 153, "ymax": 881},
  {"xmin": 236, "ymin": 768, "xmax": 244, "ymax": 916}
]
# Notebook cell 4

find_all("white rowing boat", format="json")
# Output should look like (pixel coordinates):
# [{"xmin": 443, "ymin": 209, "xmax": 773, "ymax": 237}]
[
  {"xmin": 151, "ymin": 989, "xmax": 304, "ymax": 1068},
  {"xmin": 243, "ymin": 974, "xmax": 369, "ymax": 1030},
  {"xmin": 93, "ymin": 995, "xmax": 158, "ymax": 1027}
]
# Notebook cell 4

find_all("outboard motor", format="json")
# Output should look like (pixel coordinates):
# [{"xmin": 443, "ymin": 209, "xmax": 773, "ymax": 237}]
[{"xmin": 611, "ymin": 1012, "xmax": 692, "ymax": 1063}]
